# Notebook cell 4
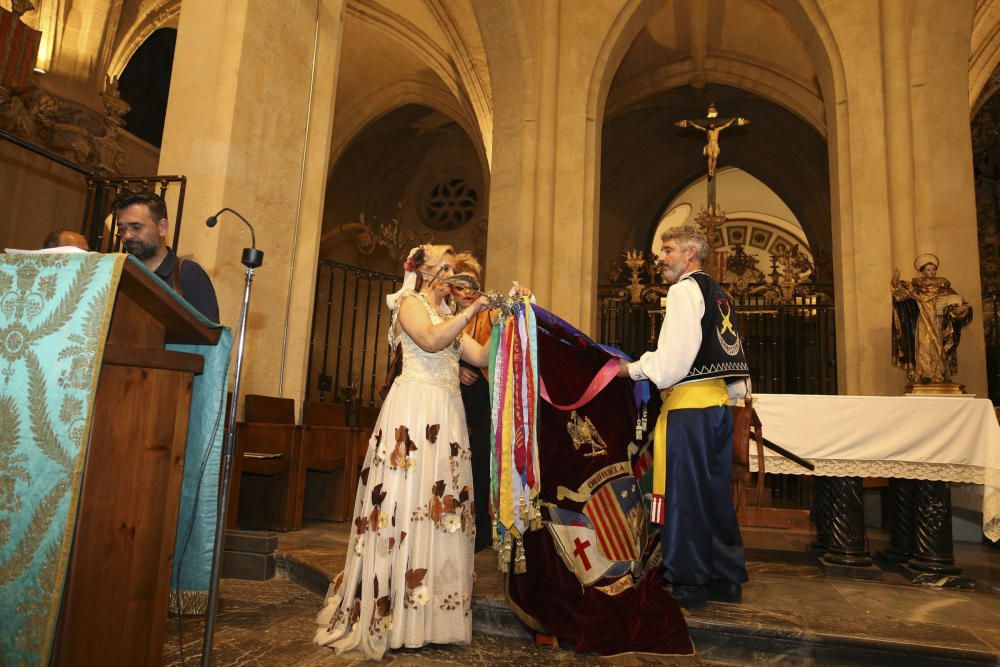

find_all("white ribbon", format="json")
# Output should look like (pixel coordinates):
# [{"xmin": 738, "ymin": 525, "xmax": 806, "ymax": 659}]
[{"xmin": 386, "ymin": 270, "xmax": 417, "ymax": 311}]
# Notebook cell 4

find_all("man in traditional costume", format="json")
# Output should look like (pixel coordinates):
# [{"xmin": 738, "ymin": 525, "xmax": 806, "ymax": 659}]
[{"xmin": 617, "ymin": 225, "xmax": 750, "ymax": 607}]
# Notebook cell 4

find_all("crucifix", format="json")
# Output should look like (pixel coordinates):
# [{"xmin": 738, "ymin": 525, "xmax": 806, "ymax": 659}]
[{"xmin": 675, "ymin": 103, "xmax": 750, "ymax": 216}]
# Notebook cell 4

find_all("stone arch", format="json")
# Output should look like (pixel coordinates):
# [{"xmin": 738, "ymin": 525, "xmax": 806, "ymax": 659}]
[
  {"xmin": 327, "ymin": 80, "xmax": 488, "ymax": 186},
  {"xmin": 586, "ymin": 0, "xmax": 849, "ymax": 211},
  {"xmin": 600, "ymin": 83, "xmax": 829, "ymax": 279},
  {"xmin": 106, "ymin": 0, "xmax": 181, "ymax": 79},
  {"xmin": 344, "ymin": 0, "xmax": 491, "ymax": 168},
  {"xmin": 970, "ymin": 0, "xmax": 1000, "ymax": 110},
  {"xmin": 605, "ymin": 59, "xmax": 826, "ymax": 137},
  {"xmin": 588, "ymin": 0, "xmax": 853, "ymax": 377},
  {"xmin": 584, "ymin": 0, "xmax": 846, "ymax": 141}
]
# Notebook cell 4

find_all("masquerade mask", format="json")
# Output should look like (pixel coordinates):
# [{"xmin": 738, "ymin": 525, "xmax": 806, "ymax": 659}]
[{"xmin": 447, "ymin": 274, "xmax": 481, "ymax": 294}]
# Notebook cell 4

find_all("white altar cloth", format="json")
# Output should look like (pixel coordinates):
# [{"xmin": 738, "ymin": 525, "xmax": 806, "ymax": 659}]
[{"xmin": 747, "ymin": 393, "xmax": 1000, "ymax": 541}]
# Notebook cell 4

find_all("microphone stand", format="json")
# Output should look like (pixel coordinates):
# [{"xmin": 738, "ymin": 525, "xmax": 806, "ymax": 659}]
[{"xmin": 201, "ymin": 209, "xmax": 263, "ymax": 666}]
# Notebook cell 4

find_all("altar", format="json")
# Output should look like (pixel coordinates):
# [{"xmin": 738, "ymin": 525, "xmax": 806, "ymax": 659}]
[{"xmin": 748, "ymin": 393, "xmax": 1000, "ymax": 581}]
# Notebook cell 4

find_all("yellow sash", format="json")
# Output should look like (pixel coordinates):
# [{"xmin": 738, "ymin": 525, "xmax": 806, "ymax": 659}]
[{"xmin": 652, "ymin": 379, "xmax": 729, "ymax": 500}]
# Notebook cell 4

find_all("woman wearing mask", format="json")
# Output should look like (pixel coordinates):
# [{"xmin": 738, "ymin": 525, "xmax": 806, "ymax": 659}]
[{"xmin": 316, "ymin": 244, "xmax": 489, "ymax": 659}]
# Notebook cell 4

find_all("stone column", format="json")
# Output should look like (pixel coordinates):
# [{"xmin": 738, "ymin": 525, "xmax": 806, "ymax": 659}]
[
  {"xmin": 810, "ymin": 476, "xmax": 832, "ymax": 553},
  {"xmin": 818, "ymin": 1, "xmax": 987, "ymax": 396},
  {"xmin": 878, "ymin": 478, "xmax": 917, "ymax": 564},
  {"xmin": 907, "ymin": 0, "xmax": 987, "ymax": 394},
  {"xmin": 819, "ymin": 476, "xmax": 882, "ymax": 580},
  {"xmin": 157, "ymin": 0, "xmax": 346, "ymax": 409},
  {"xmin": 904, "ymin": 481, "xmax": 962, "ymax": 575},
  {"xmin": 477, "ymin": 0, "xmax": 630, "ymax": 334}
]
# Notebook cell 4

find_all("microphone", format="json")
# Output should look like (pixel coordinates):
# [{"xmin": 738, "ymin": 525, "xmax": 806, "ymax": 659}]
[{"xmin": 205, "ymin": 207, "xmax": 263, "ymax": 269}]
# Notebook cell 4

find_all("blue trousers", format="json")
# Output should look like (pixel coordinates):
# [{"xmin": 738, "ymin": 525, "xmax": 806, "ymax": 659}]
[{"xmin": 660, "ymin": 406, "xmax": 748, "ymax": 586}]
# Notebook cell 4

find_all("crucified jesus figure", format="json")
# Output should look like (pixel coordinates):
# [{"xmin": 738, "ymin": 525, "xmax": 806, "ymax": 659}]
[{"xmin": 675, "ymin": 104, "xmax": 750, "ymax": 177}]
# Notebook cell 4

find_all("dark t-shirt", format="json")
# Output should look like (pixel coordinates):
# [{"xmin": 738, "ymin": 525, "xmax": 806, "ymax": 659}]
[{"xmin": 154, "ymin": 248, "xmax": 220, "ymax": 322}]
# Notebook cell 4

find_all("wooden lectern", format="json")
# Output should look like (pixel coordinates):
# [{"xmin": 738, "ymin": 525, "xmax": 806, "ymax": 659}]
[{"xmin": 50, "ymin": 261, "xmax": 221, "ymax": 666}]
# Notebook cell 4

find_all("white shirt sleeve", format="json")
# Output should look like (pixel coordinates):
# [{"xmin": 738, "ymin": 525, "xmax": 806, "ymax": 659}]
[{"xmin": 627, "ymin": 277, "xmax": 704, "ymax": 389}]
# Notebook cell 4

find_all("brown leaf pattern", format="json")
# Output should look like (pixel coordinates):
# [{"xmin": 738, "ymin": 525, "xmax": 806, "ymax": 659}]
[
  {"xmin": 371, "ymin": 483, "xmax": 386, "ymax": 507},
  {"xmin": 376, "ymin": 595, "xmax": 391, "ymax": 617},
  {"xmin": 319, "ymin": 370, "xmax": 475, "ymax": 649},
  {"xmin": 391, "ymin": 426, "xmax": 417, "ymax": 469},
  {"xmin": 428, "ymin": 496, "xmax": 443, "ymax": 524},
  {"xmin": 406, "ymin": 568, "xmax": 427, "ymax": 589}
]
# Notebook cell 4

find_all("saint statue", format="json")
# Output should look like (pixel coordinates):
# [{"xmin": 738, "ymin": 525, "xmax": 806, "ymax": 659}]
[{"xmin": 891, "ymin": 254, "xmax": 973, "ymax": 386}]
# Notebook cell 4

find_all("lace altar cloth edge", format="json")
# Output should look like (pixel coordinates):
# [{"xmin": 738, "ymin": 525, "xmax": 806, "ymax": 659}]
[{"xmin": 749, "ymin": 393, "xmax": 1000, "ymax": 541}]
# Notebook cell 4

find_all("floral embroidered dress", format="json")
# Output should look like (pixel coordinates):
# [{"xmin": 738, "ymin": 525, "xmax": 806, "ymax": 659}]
[{"xmin": 315, "ymin": 290, "xmax": 475, "ymax": 659}]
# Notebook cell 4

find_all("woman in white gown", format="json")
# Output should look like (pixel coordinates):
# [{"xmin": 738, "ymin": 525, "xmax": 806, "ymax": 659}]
[{"xmin": 315, "ymin": 244, "xmax": 490, "ymax": 659}]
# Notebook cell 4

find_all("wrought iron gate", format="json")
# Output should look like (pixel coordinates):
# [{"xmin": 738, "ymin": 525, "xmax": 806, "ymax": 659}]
[{"xmin": 307, "ymin": 260, "xmax": 401, "ymax": 406}]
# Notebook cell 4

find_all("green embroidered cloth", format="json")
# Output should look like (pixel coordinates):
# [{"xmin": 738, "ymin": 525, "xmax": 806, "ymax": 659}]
[{"xmin": 0, "ymin": 254, "xmax": 231, "ymax": 665}]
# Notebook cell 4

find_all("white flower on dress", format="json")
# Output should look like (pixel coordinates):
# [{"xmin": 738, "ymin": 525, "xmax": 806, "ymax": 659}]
[
  {"xmin": 378, "ymin": 510, "xmax": 389, "ymax": 530},
  {"xmin": 374, "ymin": 439, "xmax": 388, "ymax": 464},
  {"xmin": 413, "ymin": 585, "xmax": 430, "ymax": 606},
  {"xmin": 354, "ymin": 534, "xmax": 365, "ymax": 556},
  {"xmin": 441, "ymin": 513, "xmax": 461, "ymax": 533},
  {"xmin": 379, "ymin": 614, "xmax": 393, "ymax": 634}
]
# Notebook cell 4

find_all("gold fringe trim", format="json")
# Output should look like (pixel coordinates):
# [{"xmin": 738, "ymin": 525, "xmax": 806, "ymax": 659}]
[
  {"xmin": 513, "ymin": 538, "xmax": 526, "ymax": 574},
  {"xmin": 168, "ymin": 589, "xmax": 208, "ymax": 616}
]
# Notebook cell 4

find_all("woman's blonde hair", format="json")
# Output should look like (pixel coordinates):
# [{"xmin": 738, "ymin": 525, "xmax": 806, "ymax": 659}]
[
  {"xmin": 420, "ymin": 244, "xmax": 455, "ymax": 269},
  {"xmin": 415, "ymin": 244, "xmax": 455, "ymax": 291},
  {"xmin": 453, "ymin": 251, "xmax": 482, "ymax": 280}
]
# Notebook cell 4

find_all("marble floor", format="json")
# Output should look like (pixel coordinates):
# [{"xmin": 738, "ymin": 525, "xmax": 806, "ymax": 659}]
[
  {"xmin": 161, "ymin": 578, "xmax": 615, "ymax": 666},
  {"xmin": 162, "ymin": 523, "xmax": 1000, "ymax": 666}
]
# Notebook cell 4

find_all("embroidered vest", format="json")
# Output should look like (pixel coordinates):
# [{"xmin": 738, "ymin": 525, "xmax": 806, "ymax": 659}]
[{"xmin": 677, "ymin": 271, "xmax": 750, "ymax": 385}]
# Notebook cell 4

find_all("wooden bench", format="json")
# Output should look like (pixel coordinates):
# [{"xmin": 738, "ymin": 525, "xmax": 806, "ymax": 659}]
[
  {"xmin": 227, "ymin": 394, "xmax": 303, "ymax": 532},
  {"xmin": 295, "ymin": 401, "xmax": 365, "ymax": 523}
]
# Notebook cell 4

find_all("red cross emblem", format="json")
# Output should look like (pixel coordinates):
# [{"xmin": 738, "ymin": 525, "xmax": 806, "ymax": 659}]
[{"xmin": 573, "ymin": 537, "xmax": 592, "ymax": 571}]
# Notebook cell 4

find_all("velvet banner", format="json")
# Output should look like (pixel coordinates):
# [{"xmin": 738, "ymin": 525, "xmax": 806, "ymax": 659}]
[
  {"xmin": 504, "ymin": 308, "xmax": 693, "ymax": 657},
  {"xmin": 0, "ymin": 8, "xmax": 41, "ymax": 90}
]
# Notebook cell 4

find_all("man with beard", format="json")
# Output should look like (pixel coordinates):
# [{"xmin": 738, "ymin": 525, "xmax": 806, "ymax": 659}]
[
  {"xmin": 113, "ymin": 192, "xmax": 219, "ymax": 322},
  {"xmin": 616, "ymin": 225, "xmax": 749, "ymax": 608}
]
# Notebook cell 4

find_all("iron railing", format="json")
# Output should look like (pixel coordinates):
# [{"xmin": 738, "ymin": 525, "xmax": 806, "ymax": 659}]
[
  {"xmin": 82, "ymin": 176, "xmax": 187, "ymax": 253},
  {"xmin": 986, "ymin": 293, "xmax": 1000, "ymax": 404},
  {"xmin": 307, "ymin": 267, "xmax": 838, "ymax": 415},
  {"xmin": 598, "ymin": 289, "xmax": 837, "ymax": 395},
  {"xmin": 307, "ymin": 260, "xmax": 401, "ymax": 406},
  {"xmin": 1, "ymin": 128, "xmax": 187, "ymax": 254}
]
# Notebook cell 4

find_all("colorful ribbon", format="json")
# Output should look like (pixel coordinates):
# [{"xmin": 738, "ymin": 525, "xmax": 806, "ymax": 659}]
[{"xmin": 489, "ymin": 299, "xmax": 541, "ymax": 572}]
